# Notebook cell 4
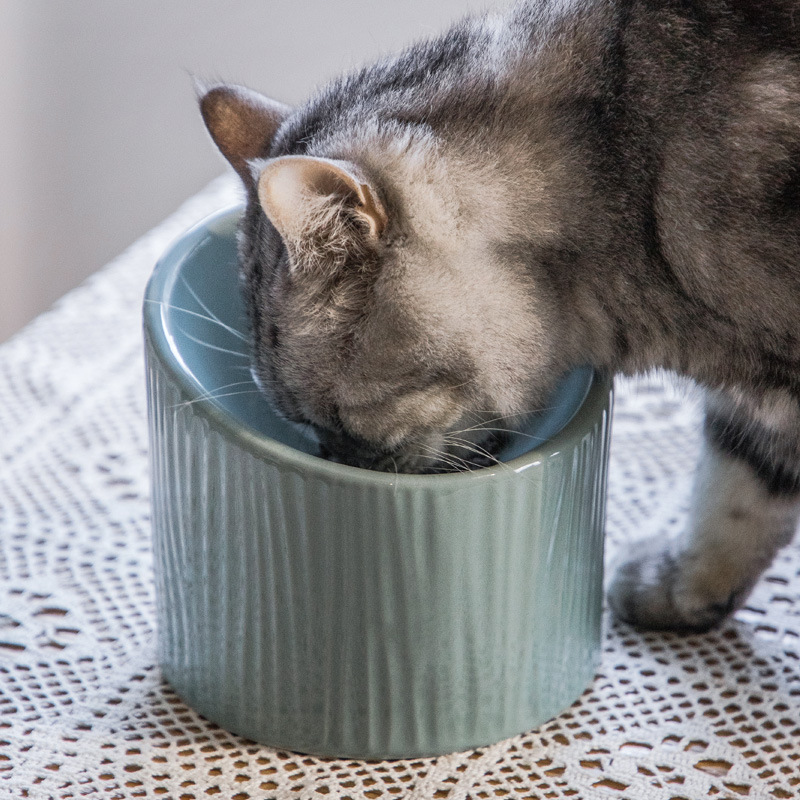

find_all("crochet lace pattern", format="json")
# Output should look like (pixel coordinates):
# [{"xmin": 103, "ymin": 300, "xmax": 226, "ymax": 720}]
[{"xmin": 1, "ymin": 176, "xmax": 798, "ymax": 799}]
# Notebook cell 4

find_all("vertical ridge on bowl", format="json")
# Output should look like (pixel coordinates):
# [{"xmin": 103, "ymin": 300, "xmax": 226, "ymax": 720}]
[{"xmin": 145, "ymin": 322, "xmax": 612, "ymax": 758}]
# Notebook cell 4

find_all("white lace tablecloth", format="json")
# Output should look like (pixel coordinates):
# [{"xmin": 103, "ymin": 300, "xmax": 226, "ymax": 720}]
[{"xmin": 2, "ymin": 175, "xmax": 799, "ymax": 800}]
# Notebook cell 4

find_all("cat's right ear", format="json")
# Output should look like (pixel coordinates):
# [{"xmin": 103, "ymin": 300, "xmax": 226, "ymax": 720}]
[{"xmin": 199, "ymin": 83, "xmax": 290, "ymax": 188}]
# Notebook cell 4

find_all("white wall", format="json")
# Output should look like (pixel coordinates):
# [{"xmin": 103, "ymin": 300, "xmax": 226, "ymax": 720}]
[{"xmin": 0, "ymin": 0, "xmax": 489, "ymax": 342}]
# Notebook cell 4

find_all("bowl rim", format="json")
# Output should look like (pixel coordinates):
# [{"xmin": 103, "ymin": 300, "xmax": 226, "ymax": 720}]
[{"xmin": 144, "ymin": 205, "xmax": 612, "ymax": 489}]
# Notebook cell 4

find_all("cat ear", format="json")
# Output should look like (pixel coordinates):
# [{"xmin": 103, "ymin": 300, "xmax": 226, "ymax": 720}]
[
  {"xmin": 199, "ymin": 83, "xmax": 290, "ymax": 186},
  {"xmin": 257, "ymin": 156, "xmax": 388, "ymax": 248}
]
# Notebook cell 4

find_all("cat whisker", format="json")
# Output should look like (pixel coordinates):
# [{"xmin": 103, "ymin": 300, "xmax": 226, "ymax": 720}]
[
  {"xmin": 144, "ymin": 298, "xmax": 248, "ymax": 342},
  {"xmin": 444, "ymin": 433, "xmax": 501, "ymax": 460},
  {"xmin": 176, "ymin": 381, "xmax": 256, "ymax": 404},
  {"xmin": 170, "ymin": 383, "xmax": 262, "ymax": 410},
  {"xmin": 415, "ymin": 442, "xmax": 473, "ymax": 473},
  {"xmin": 415, "ymin": 441, "xmax": 461, "ymax": 469},
  {"xmin": 204, "ymin": 379, "xmax": 257, "ymax": 392},
  {"xmin": 419, "ymin": 454, "xmax": 472, "ymax": 473},
  {"xmin": 443, "ymin": 434, "xmax": 513, "ymax": 473},
  {"xmin": 447, "ymin": 405, "xmax": 562, "ymax": 438},
  {"xmin": 447, "ymin": 424, "xmax": 544, "ymax": 442},
  {"xmin": 172, "ymin": 390, "xmax": 264, "ymax": 410},
  {"xmin": 443, "ymin": 377, "xmax": 478, "ymax": 392},
  {"xmin": 177, "ymin": 327, "xmax": 250, "ymax": 358},
  {"xmin": 447, "ymin": 402, "xmax": 562, "ymax": 434},
  {"xmin": 447, "ymin": 415, "xmax": 521, "ymax": 436},
  {"xmin": 180, "ymin": 275, "xmax": 249, "ymax": 342}
]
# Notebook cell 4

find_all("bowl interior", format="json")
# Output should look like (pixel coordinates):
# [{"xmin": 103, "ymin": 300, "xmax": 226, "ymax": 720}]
[{"xmin": 147, "ymin": 206, "xmax": 593, "ymax": 465}]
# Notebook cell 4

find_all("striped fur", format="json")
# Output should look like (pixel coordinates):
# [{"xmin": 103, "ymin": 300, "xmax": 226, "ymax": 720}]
[{"xmin": 202, "ymin": 0, "xmax": 800, "ymax": 629}]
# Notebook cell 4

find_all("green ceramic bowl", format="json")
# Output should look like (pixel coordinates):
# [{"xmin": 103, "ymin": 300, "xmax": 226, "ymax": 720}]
[{"xmin": 143, "ymin": 206, "xmax": 613, "ymax": 759}]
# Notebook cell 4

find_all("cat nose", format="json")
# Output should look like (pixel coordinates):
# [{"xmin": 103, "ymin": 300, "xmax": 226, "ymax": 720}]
[{"xmin": 316, "ymin": 427, "xmax": 394, "ymax": 470}]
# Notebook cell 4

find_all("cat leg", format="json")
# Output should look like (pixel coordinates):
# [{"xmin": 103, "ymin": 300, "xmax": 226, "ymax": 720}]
[{"xmin": 608, "ymin": 388, "xmax": 800, "ymax": 631}]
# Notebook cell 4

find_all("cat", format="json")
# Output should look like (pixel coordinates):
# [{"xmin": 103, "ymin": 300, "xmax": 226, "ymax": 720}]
[{"xmin": 198, "ymin": 0, "xmax": 800, "ymax": 633}]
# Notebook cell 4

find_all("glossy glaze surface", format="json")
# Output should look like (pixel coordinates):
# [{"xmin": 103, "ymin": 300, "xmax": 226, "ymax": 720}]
[{"xmin": 144, "ymin": 207, "xmax": 613, "ymax": 758}]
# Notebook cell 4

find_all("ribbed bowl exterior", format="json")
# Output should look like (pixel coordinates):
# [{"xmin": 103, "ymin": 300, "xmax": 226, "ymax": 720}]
[{"xmin": 145, "ymin": 331, "xmax": 612, "ymax": 758}]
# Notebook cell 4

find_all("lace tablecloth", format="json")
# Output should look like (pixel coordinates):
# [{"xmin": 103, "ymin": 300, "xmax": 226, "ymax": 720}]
[{"xmin": 2, "ymin": 175, "xmax": 799, "ymax": 800}]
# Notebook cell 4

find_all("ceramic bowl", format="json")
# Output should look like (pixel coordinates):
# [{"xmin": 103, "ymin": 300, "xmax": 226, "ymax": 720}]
[{"xmin": 143, "ymin": 205, "xmax": 613, "ymax": 759}]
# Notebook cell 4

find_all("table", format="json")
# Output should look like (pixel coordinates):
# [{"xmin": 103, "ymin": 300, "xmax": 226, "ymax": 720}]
[{"xmin": 1, "ymin": 175, "xmax": 799, "ymax": 799}]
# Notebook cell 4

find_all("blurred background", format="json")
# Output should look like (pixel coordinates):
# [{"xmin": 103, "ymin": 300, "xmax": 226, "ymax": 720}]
[{"xmin": 0, "ymin": 0, "xmax": 490, "ymax": 343}]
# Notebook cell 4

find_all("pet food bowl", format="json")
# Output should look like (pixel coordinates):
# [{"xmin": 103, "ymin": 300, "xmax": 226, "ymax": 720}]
[{"xmin": 143, "ymin": 205, "xmax": 613, "ymax": 759}]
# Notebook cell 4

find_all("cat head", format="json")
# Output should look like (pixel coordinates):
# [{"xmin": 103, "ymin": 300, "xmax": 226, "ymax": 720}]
[{"xmin": 200, "ymin": 83, "xmax": 567, "ymax": 472}]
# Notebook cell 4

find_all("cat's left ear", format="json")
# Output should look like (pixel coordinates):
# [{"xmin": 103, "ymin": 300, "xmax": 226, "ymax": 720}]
[
  {"xmin": 199, "ymin": 83, "xmax": 290, "ymax": 188},
  {"xmin": 257, "ymin": 156, "xmax": 388, "ymax": 245}
]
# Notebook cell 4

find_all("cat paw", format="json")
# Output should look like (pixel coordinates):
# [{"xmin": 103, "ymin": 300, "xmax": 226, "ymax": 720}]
[{"xmin": 607, "ymin": 537, "xmax": 742, "ymax": 632}]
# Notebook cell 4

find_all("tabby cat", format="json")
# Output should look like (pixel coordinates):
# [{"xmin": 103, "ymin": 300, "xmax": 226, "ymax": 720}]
[{"xmin": 199, "ymin": 0, "xmax": 800, "ymax": 632}]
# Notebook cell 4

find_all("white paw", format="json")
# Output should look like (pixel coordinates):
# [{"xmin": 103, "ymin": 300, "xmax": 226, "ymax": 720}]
[{"xmin": 607, "ymin": 536, "xmax": 742, "ymax": 632}]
